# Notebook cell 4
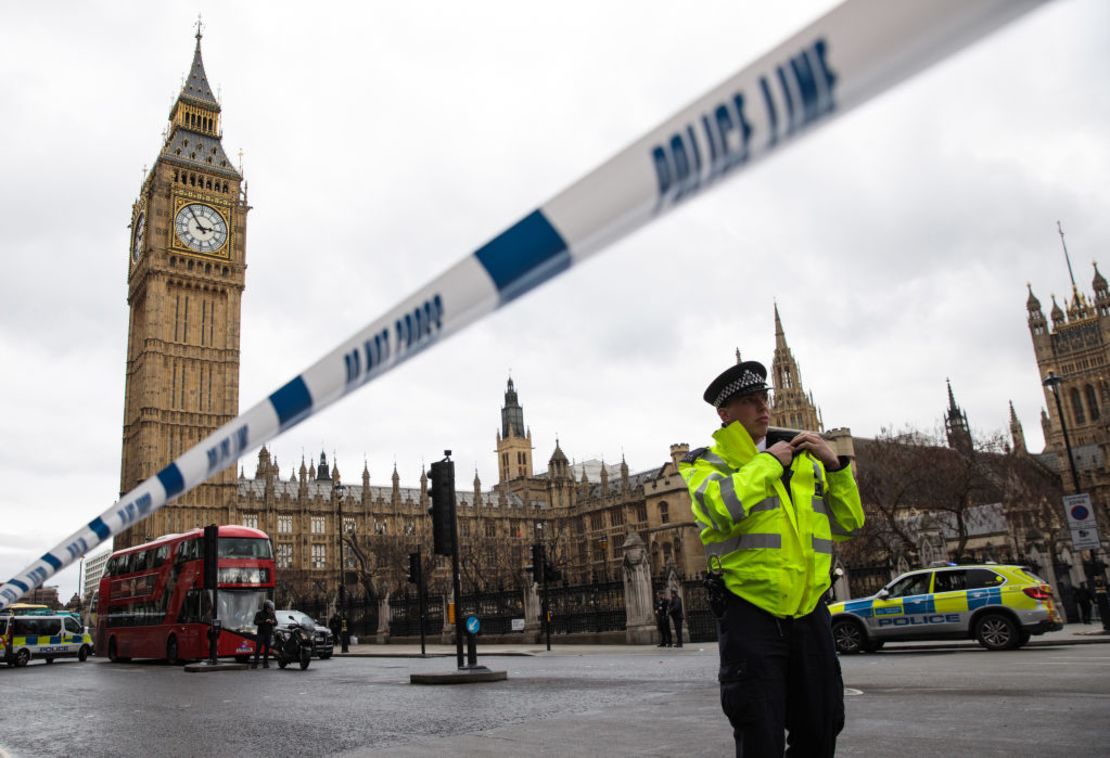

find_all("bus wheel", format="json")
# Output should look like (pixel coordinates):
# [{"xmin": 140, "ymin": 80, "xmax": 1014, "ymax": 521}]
[
  {"xmin": 166, "ymin": 636, "xmax": 179, "ymax": 666},
  {"xmin": 78, "ymin": 646, "xmax": 90, "ymax": 662},
  {"xmin": 14, "ymin": 649, "xmax": 30, "ymax": 668},
  {"xmin": 45, "ymin": 657, "xmax": 54, "ymax": 664},
  {"xmin": 235, "ymin": 655, "xmax": 250, "ymax": 663}
]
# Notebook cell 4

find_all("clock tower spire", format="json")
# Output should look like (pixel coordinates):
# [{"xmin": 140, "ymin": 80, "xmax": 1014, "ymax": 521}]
[{"xmin": 117, "ymin": 27, "xmax": 249, "ymax": 548}]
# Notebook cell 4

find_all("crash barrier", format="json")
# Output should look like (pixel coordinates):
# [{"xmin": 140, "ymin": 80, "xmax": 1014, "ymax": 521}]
[{"xmin": 0, "ymin": 0, "xmax": 1049, "ymax": 609}]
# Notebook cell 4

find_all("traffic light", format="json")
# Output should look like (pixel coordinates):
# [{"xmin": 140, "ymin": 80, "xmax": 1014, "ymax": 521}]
[
  {"xmin": 407, "ymin": 552, "xmax": 422, "ymax": 585},
  {"xmin": 202, "ymin": 524, "xmax": 219, "ymax": 591},
  {"xmin": 531, "ymin": 543, "xmax": 546, "ymax": 583},
  {"xmin": 428, "ymin": 458, "xmax": 456, "ymax": 556}
]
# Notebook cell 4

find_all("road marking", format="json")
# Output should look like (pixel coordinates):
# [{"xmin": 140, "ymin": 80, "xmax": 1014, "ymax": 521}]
[
  {"xmin": 844, "ymin": 688, "xmax": 864, "ymax": 696},
  {"xmin": 1020, "ymin": 661, "xmax": 1110, "ymax": 666}
]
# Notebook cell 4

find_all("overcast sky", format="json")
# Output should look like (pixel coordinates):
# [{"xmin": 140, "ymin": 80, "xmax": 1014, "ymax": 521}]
[{"xmin": 2, "ymin": 1, "xmax": 1108, "ymax": 601}]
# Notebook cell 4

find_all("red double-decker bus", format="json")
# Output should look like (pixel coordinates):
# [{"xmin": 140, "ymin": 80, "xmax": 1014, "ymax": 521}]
[{"xmin": 95, "ymin": 525, "xmax": 274, "ymax": 664}]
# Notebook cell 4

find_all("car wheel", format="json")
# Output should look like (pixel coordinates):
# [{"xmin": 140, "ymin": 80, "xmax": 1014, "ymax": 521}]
[
  {"xmin": 975, "ymin": 613, "xmax": 1019, "ymax": 651},
  {"xmin": 1016, "ymin": 630, "xmax": 1031, "ymax": 649},
  {"xmin": 318, "ymin": 653, "xmax": 332, "ymax": 660},
  {"xmin": 166, "ymin": 636, "xmax": 179, "ymax": 666},
  {"xmin": 78, "ymin": 645, "xmax": 90, "ymax": 662},
  {"xmin": 14, "ymin": 649, "xmax": 30, "ymax": 668},
  {"xmin": 832, "ymin": 619, "xmax": 866, "ymax": 654},
  {"xmin": 864, "ymin": 639, "xmax": 885, "ymax": 653}
]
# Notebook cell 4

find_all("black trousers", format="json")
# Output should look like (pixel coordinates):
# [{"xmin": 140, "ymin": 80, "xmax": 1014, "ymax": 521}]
[
  {"xmin": 671, "ymin": 616, "xmax": 684, "ymax": 646},
  {"xmin": 717, "ymin": 594, "xmax": 844, "ymax": 757},
  {"xmin": 658, "ymin": 617, "xmax": 672, "ymax": 645},
  {"xmin": 1078, "ymin": 601, "xmax": 1092, "ymax": 624},
  {"xmin": 252, "ymin": 631, "xmax": 272, "ymax": 665}
]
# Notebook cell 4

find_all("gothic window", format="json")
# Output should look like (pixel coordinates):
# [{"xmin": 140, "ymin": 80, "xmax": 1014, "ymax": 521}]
[
  {"xmin": 610, "ymin": 509, "xmax": 625, "ymax": 527},
  {"xmin": 1085, "ymin": 384, "xmax": 1100, "ymax": 421},
  {"xmin": 635, "ymin": 504, "xmax": 647, "ymax": 522},
  {"xmin": 590, "ymin": 513, "xmax": 604, "ymax": 530},
  {"xmin": 311, "ymin": 517, "xmax": 326, "ymax": 535},
  {"xmin": 276, "ymin": 543, "xmax": 293, "ymax": 569},
  {"xmin": 375, "ymin": 521, "xmax": 387, "ymax": 535},
  {"xmin": 659, "ymin": 502, "xmax": 670, "ymax": 524},
  {"xmin": 343, "ymin": 517, "xmax": 355, "ymax": 534},
  {"xmin": 403, "ymin": 521, "xmax": 414, "ymax": 535},
  {"xmin": 310, "ymin": 544, "xmax": 326, "ymax": 569},
  {"xmin": 485, "ymin": 521, "xmax": 497, "ymax": 538},
  {"xmin": 459, "ymin": 521, "xmax": 470, "ymax": 538},
  {"xmin": 277, "ymin": 515, "xmax": 292, "ymax": 534},
  {"xmin": 1071, "ymin": 387, "xmax": 1087, "ymax": 425},
  {"xmin": 241, "ymin": 514, "xmax": 258, "ymax": 529}
]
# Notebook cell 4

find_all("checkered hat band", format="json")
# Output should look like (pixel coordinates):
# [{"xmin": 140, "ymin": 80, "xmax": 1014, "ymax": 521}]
[{"xmin": 713, "ymin": 370, "xmax": 765, "ymax": 408}]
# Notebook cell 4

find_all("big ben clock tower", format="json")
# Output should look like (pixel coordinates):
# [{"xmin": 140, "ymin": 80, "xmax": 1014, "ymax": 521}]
[{"xmin": 117, "ymin": 27, "xmax": 248, "ymax": 548}]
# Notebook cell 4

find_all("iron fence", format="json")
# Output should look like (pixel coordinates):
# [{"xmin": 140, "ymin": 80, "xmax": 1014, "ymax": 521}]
[
  {"xmin": 459, "ymin": 588, "xmax": 525, "ymax": 635},
  {"xmin": 547, "ymin": 580, "xmax": 626, "ymax": 635},
  {"xmin": 681, "ymin": 578, "xmax": 718, "ymax": 643},
  {"xmin": 846, "ymin": 563, "xmax": 892, "ymax": 598},
  {"xmin": 389, "ymin": 591, "xmax": 443, "ymax": 638}
]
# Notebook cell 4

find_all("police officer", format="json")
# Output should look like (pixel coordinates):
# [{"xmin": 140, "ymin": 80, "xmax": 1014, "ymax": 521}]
[
  {"xmin": 669, "ymin": 589, "xmax": 685, "ymax": 647},
  {"xmin": 251, "ymin": 599, "xmax": 277, "ymax": 669},
  {"xmin": 679, "ymin": 360, "xmax": 864, "ymax": 757},
  {"xmin": 655, "ymin": 591, "xmax": 673, "ymax": 647}
]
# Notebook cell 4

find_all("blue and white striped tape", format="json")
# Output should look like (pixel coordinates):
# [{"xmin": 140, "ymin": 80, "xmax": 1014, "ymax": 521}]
[{"xmin": 0, "ymin": 0, "xmax": 1049, "ymax": 610}]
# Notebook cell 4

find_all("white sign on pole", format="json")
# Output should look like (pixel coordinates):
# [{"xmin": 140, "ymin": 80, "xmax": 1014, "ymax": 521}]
[
  {"xmin": 1063, "ymin": 493, "xmax": 1102, "ymax": 551},
  {"xmin": 511, "ymin": 618, "xmax": 525, "ymax": 632}
]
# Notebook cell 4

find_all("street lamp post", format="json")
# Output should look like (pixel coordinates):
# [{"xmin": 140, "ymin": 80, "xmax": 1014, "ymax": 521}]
[
  {"xmin": 1043, "ymin": 372, "xmax": 1080, "ymax": 492},
  {"xmin": 1044, "ymin": 372, "xmax": 1110, "ymax": 630},
  {"xmin": 334, "ymin": 483, "xmax": 350, "ymax": 652}
]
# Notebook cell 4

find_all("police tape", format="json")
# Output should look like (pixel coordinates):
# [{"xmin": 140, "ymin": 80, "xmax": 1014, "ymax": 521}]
[{"xmin": 0, "ymin": 0, "xmax": 1049, "ymax": 609}]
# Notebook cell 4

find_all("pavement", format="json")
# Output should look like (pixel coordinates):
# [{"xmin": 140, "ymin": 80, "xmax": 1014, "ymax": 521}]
[{"xmin": 332, "ymin": 622, "xmax": 1110, "ymax": 658}]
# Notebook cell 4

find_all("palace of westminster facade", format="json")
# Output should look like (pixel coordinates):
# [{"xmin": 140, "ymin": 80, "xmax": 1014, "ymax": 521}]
[{"xmin": 114, "ymin": 32, "xmax": 1104, "ymax": 604}]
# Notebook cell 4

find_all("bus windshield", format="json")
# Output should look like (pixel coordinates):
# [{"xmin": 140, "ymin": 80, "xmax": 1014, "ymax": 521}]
[
  {"xmin": 219, "ymin": 590, "xmax": 269, "ymax": 634},
  {"xmin": 218, "ymin": 537, "xmax": 272, "ymax": 559}
]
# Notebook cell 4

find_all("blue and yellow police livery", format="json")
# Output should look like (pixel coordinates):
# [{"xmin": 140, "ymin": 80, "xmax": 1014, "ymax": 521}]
[
  {"xmin": 829, "ymin": 563, "xmax": 1063, "ymax": 653},
  {"xmin": 2, "ymin": 612, "xmax": 94, "ymax": 667}
]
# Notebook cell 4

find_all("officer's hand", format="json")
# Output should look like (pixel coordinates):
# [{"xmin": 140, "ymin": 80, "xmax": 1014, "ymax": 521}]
[
  {"xmin": 789, "ymin": 432, "xmax": 838, "ymax": 468},
  {"xmin": 767, "ymin": 441, "xmax": 793, "ymax": 467}
]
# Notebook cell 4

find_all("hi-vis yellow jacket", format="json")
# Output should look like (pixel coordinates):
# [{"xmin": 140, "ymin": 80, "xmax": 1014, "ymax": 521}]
[{"xmin": 679, "ymin": 421, "xmax": 865, "ymax": 618}]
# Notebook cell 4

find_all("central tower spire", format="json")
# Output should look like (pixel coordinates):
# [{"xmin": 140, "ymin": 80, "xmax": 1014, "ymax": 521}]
[{"xmin": 770, "ymin": 303, "xmax": 822, "ymax": 431}]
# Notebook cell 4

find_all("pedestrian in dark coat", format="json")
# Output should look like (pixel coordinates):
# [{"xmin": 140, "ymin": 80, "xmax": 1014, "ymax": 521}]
[
  {"xmin": 669, "ymin": 589, "xmax": 685, "ymax": 647},
  {"xmin": 1075, "ymin": 582, "xmax": 1093, "ymax": 624},
  {"xmin": 655, "ymin": 591, "xmax": 673, "ymax": 647},
  {"xmin": 252, "ymin": 599, "xmax": 277, "ymax": 668}
]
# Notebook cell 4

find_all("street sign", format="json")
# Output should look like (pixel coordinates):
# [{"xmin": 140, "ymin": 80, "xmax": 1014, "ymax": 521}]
[
  {"xmin": 511, "ymin": 618, "xmax": 524, "ymax": 632},
  {"xmin": 466, "ymin": 615, "xmax": 480, "ymax": 635},
  {"xmin": 1064, "ymin": 494, "xmax": 1102, "ymax": 551}
]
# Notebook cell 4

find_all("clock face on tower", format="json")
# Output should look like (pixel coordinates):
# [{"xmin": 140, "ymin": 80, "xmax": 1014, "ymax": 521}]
[
  {"xmin": 131, "ymin": 212, "xmax": 145, "ymax": 263},
  {"xmin": 174, "ymin": 203, "xmax": 229, "ymax": 254}
]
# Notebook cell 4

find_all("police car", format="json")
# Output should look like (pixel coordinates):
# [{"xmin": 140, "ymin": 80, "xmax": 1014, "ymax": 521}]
[{"xmin": 829, "ymin": 563, "xmax": 1063, "ymax": 653}]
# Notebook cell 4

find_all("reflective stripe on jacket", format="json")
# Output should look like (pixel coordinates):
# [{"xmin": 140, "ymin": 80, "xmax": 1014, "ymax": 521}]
[{"xmin": 679, "ymin": 421, "xmax": 864, "ymax": 618}]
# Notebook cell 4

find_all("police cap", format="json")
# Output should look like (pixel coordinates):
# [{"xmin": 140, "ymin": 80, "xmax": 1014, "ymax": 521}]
[{"xmin": 703, "ymin": 361, "xmax": 770, "ymax": 408}]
